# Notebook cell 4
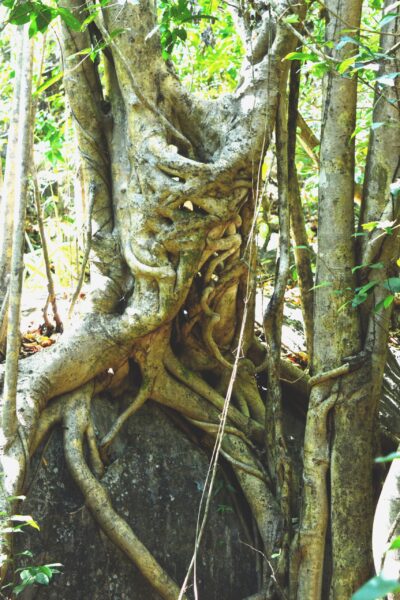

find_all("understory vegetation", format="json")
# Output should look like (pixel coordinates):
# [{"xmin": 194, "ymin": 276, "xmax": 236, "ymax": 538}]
[{"xmin": 0, "ymin": 0, "xmax": 399, "ymax": 599}]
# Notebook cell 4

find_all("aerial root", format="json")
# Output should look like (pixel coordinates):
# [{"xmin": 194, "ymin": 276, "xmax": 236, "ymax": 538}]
[{"xmin": 198, "ymin": 231, "xmax": 242, "ymax": 369}]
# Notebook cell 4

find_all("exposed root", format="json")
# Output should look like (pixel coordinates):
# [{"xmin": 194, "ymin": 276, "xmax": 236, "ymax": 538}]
[
  {"xmin": 61, "ymin": 383, "xmax": 188, "ymax": 600},
  {"xmin": 153, "ymin": 364, "xmax": 283, "ymax": 558},
  {"xmin": 86, "ymin": 421, "xmax": 105, "ymax": 479},
  {"xmin": 219, "ymin": 448, "xmax": 268, "ymax": 483},
  {"xmin": 163, "ymin": 348, "xmax": 264, "ymax": 442},
  {"xmin": 100, "ymin": 376, "xmax": 153, "ymax": 457},
  {"xmin": 186, "ymin": 416, "xmax": 255, "ymax": 449}
]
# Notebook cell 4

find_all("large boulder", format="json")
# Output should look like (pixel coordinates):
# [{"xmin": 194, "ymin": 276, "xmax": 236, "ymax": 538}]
[{"xmin": 15, "ymin": 398, "xmax": 258, "ymax": 599}]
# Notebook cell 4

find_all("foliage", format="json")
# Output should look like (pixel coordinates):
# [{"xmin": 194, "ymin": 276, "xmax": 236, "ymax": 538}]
[
  {"xmin": 352, "ymin": 575, "xmax": 400, "ymax": 600},
  {"xmin": 0, "ymin": 497, "xmax": 61, "ymax": 597}
]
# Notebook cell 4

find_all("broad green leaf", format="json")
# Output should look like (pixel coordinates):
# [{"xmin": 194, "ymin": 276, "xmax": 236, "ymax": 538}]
[
  {"xmin": 20, "ymin": 569, "xmax": 32, "ymax": 581},
  {"xmin": 374, "ymin": 295, "xmax": 394, "ymax": 312},
  {"xmin": 9, "ymin": 1, "xmax": 34, "ymax": 24},
  {"xmin": 356, "ymin": 280, "xmax": 380, "ymax": 295},
  {"xmin": 35, "ymin": 572, "xmax": 50, "ymax": 585},
  {"xmin": 57, "ymin": 6, "xmax": 82, "ymax": 31},
  {"xmin": 362, "ymin": 221, "xmax": 379, "ymax": 231},
  {"xmin": 389, "ymin": 535, "xmax": 400, "ymax": 549},
  {"xmin": 38, "ymin": 565, "xmax": 53, "ymax": 578},
  {"xmin": 384, "ymin": 277, "xmax": 400, "ymax": 293},
  {"xmin": 13, "ymin": 582, "xmax": 30, "ymax": 595},
  {"xmin": 338, "ymin": 56, "xmax": 357, "ymax": 74},
  {"xmin": 352, "ymin": 575, "xmax": 400, "ymax": 599}
]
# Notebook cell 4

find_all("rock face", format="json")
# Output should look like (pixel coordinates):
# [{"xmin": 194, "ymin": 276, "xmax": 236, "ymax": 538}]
[{"xmin": 15, "ymin": 398, "xmax": 258, "ymax": 599}]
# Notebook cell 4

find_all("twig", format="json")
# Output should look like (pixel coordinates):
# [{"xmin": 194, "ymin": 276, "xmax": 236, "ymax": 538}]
[
  {"xmin": 68, "ymin": 181, "xmax": 95, "ymax": 318},
  {"xmin": 32, "ymin": 172, "xmax": 63, "ymax": 332}
]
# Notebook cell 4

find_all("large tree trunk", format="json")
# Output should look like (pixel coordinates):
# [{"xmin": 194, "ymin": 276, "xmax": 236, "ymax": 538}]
[{"xmin": 0, "ymin": 1, "xmax": 303, "ymax": 598}]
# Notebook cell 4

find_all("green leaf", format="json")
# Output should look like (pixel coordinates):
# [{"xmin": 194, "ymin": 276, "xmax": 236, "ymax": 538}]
[
  {"xmin": 379, "ymin": 13, "xmax": 397, "ymax": 28},
  {"xmin": 38, "ymin": 565, "xmax": 53, "ymax": 578},
  {"xmin": 175, "ymin": 27, "xmax": 187, "ymax": 41},
  {"xmin": 384, "ymin": 277, "xmax": 400, "ymax": 293},
  {"xmin": 10, "ymin": 515, "xmax": 40, "ymax": 530},
  {"xmin": 338, "ymin": 56, "xmax": 357, "ymax": 74},
  {"xmin": 284, "ymin": 13, "xmax": 299, "ymax": 23},
  {"xmin": 9, "ymin": 2, "xmax": 35, "ymax": 25},
  {"xmin": 352, "ymin": 575, "xmax": 400, "ymax": 599},
  {"xmin": 356, "ymin": 280, "xmax": 380, "ymax": 295},
  {"xmin": 284, "ymin": 51, "xmax": 318, "ymax": 62},
  {"xmin": 389, "ymin": 535, "xmax": 400, "ymax": 550},
  {"xmin": 35, "ymin": 4, "xmax": 55, "ymax": 31},
  {"xmin": 336, "ymin": 36, "xmax": 360, "ymax": 50},
  {"xmin": 57, "ymin": 6, "xmax": 81, "ymax": 31},
  {"xmin": 374, "ymin": 295, "xmax": 394, "ymax": 312},
  {"xmin": 309, "ymin": 281, "xmax": 332, "ymax": 291},
  {"xmin": 20, "ymin": 569, "xmax": 32, "ymax": 581},
  {"xmin": 361, "ymin": 221, "xmax": 379, "ymax": 231},
  {"xmin": 352, "ymin": 262, "xmax": 384, "ymax": 273},
  {"xmin": 13, "ymin": 582, "xmax": 30, "ymax": 595},
  {"xmin": 34, "ymin": 72, "xmax": 63, "ymax": 95},
  {"xmin": 352, "ymin": 293, "xmax": 368, "ymax": 307},
  {"xmin": 371, "ymin": 122, "xmax": 385, "ymax": 130},
  {"xmin": 375, "ymin": 451, "xmax": 400, "ymax": 463},
  {"xmin": 35, "ymin": 572, "xmax": 50, "ymax": 585},
  {"xmin": 109, "ymin": 27, "xmax": 125, "ymax": 39},
  {"xmin": 16, "ymin": 550, "xmax": 34, "ymax": 558}
]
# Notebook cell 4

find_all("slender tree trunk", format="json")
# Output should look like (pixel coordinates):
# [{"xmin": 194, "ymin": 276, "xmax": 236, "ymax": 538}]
[
  {"xmin": 0, "ymin": 28, "xmax": 24, "ymax": 353},
  {"xmin": 297, "ymin": 1, "xmax": 363, "ymax": 598},
  {"xmin": 2, "ymin": 27, "xmax": 35, "ymax": 443}
]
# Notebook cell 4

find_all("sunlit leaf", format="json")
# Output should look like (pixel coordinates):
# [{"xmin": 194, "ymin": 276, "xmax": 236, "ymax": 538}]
[
  {"xmin": 374, "ymin": 295, "xmax": 394, "ymax": 312},
  {"xmin": 389, "ymin": 535, "xmax": 400, "ymax": 550},
  {"xmin": 375, "ymin": 451, "xmax": 400, "ymax": 463}
]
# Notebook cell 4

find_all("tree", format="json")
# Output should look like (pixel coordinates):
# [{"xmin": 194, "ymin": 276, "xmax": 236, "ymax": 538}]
[{"xmin": 0, "ymin": 0, "xmax": 399, "ymax": 599}]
